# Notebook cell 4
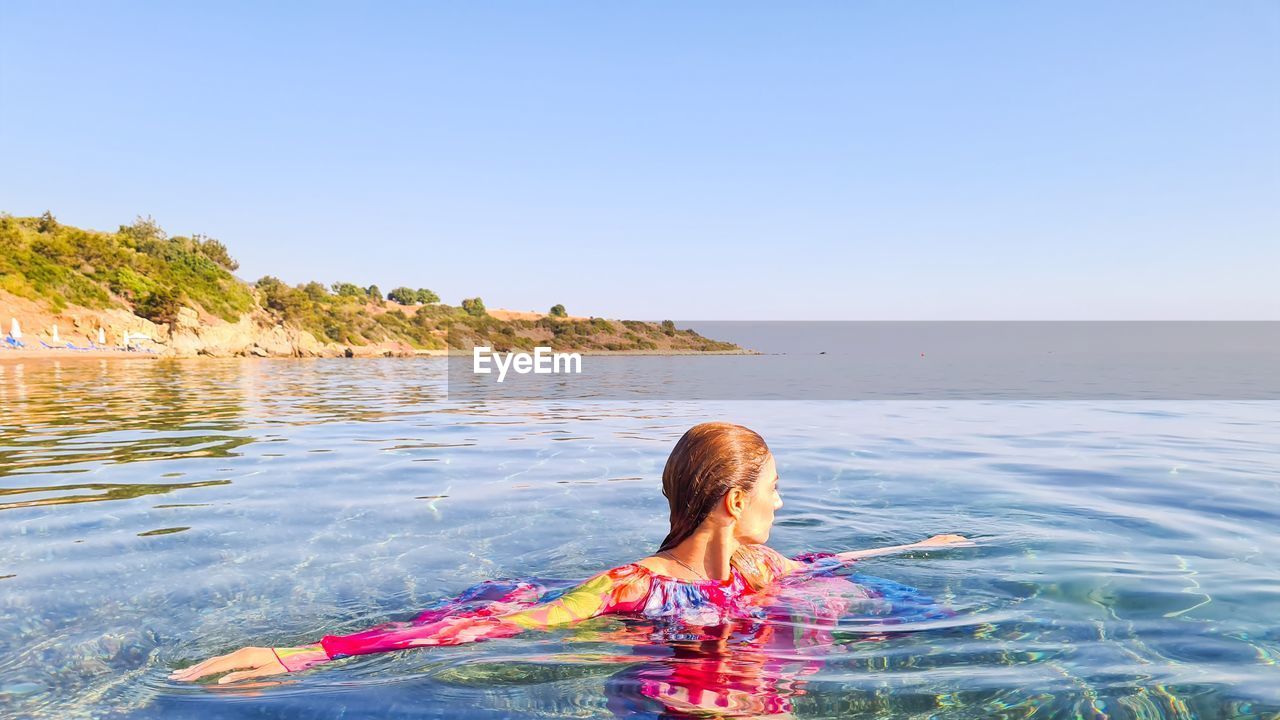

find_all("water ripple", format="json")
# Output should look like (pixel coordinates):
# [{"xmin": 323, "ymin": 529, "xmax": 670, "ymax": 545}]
[{"xmin": 0, "ymin": 359, "xmax": 1277, "ymax": 719}]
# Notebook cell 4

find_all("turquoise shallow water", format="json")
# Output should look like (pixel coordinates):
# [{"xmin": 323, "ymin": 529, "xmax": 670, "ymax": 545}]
[{"xmin": 0, "ymin": 358, "xmax": 1277, "ymax": 719}]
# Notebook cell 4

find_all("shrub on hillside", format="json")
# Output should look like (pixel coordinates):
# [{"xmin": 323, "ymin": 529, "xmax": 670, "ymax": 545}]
[
  {"xmin": 332, "ymin": 282, "xmax": 364, "ymax": 298},
  {"xmin": 387, "ymin": 287, "xmax": 415, "ymax": 304},
  {"xmin": 194, "ymin": 234, "xmax": 239, "ymax": 271},
  {"xmin": 136, "ymin": 287, "xmax": 181, "ymax": 325},
  {"xmin": 388, "ymin": 287, "xmax": 439, "ymax": 304}
]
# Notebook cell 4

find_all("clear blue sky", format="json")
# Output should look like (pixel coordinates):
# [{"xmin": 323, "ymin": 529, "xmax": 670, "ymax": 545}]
[{"xmin": 2, "ymin": 1, "xmax": 1276, "ymax": 319}]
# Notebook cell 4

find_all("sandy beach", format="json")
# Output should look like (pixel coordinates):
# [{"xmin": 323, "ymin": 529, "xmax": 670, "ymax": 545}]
[{"xmin": 0, "ymin": 347, "xmax": 161, "ymax": 361}]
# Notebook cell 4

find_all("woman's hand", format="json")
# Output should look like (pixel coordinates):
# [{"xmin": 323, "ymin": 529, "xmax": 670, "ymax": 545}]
[
  {"xmin": 169, "ymin": 646, "xmax": 288, "ymax": 684},
  {"xmin": 916, "ymin": 534, "xmax": 973, "ymax": 547}
]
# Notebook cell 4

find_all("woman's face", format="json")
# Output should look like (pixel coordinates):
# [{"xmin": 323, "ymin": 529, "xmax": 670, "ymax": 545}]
[{"xmin": 732, "ymin": 454, "xmax": 783, "ymax": 545}]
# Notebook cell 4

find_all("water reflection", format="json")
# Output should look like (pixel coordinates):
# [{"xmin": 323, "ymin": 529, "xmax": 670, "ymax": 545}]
[
  {"xmin": 1, "ymin": 362, "xmax": 248, "ymax": 478},
  {"xmin": 1, "ymin": 358, "xmax": 1277, "ymax": 719},
  {"xmin": 0, "ymin": 479, "xmax": 232, "ymax": 511}
]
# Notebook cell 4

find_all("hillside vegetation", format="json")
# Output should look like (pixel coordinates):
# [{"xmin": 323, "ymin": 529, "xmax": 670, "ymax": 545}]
[{"xmin": 0, "ymin": 212, "xmax": 738, "ymax": 353}]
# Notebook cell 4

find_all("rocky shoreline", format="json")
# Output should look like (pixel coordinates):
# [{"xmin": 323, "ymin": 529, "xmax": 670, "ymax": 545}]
[
  {"xmin": 1, "ymin": 291, "xmax": 414, "ymax": 359},
  {"xmin": 3, "ymin": 291, "xmax": 750, "ymax": 360}
]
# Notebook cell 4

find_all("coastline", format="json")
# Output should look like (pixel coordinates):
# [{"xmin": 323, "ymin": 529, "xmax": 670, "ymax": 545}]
[
  {"xmin": 1, "ymin": 347, "xmax": 758, "ymax": 362},
  {"xmin": 4, "ymin": 284, "xmax": 744, "ymax": 361},
  {"xmin": 0, "ymin": 348, "xmax": 161, "ymax": 361},
  {"xmin": 428, "ymin": 348, "xmax": 758, "ymax": 357}
]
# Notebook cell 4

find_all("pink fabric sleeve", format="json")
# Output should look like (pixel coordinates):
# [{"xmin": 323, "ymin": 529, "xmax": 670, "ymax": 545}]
[{"xmin": 282, "ymin": 564, "xmax": 652, "ymax": 668}]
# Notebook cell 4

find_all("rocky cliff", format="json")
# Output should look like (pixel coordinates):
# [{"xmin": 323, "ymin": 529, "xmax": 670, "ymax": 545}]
[{"xmin": 1, "ymin": 290, "xmax": 413, "ymax": 358}]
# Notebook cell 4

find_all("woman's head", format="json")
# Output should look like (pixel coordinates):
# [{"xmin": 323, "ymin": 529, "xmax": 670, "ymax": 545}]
[{"xmin": 658, "ymin": 422, "xmax": 782, "ymax": 551}]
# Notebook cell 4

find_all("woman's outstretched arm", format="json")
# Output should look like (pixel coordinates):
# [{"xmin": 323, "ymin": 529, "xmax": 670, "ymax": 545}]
[
  {"xmin": 167, "ymin": 645, "xmax": 322, "ymax": 684},
  {"xmin": 733, "ymin": 534, "xmax": 973, "ymax": 590},
  {"xmin": 169, "ymin": 565, "xmax": 651, "ymax": 684},
  {"xmin": 833, "ymin": 533, "xmax": 972, "ymax": 562}
]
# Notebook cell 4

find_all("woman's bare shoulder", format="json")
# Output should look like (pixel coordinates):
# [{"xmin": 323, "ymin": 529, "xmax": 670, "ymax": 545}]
[
  {"xmin": 632, "ymin": 555, "xmax": 666, "ymax": 573},
  {"xmin": 630, "ymin": 555, "xmax": 701, "ymax": 582}
]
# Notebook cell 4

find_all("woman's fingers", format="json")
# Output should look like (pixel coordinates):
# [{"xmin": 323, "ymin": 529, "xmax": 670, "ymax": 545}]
[
  {"xmin": 169, "ymin": 656, "xmax": 235, "ymax": 681},
  {"xmin": 167, "ymin": 663, "xmax": 202, "ymax": 680},
  {"xmin": 218, "ymin": 665, "xmax": 286, "ymax": 684},
  {"xmin": 169, "ymin": 652, "xmax": 238, "ymax": 681},
  {"xmin": 171, "ymin": 654, "xmax": 223, "ymax": 678},
  {"xmin": 170, "ymin": 647, "xmax": 281, "ymax": 683}
]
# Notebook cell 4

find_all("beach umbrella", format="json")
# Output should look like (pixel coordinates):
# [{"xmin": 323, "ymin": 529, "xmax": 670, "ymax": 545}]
[
  {"xmin": 9, "ymin": 318, "xmax": 20, "ymax": 339},
  {"xmin": 51, "ymin": 324, "xmax": 60, "ymax": 342},
  {"xmin": 97, "ymin": 327, "xmax": 106, "ymax": 345}
]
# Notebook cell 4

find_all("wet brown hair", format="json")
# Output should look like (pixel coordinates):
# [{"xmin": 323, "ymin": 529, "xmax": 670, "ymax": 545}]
[{"xmin": 658, "ymin": 422, "xmax": 772, "ymax": 552}]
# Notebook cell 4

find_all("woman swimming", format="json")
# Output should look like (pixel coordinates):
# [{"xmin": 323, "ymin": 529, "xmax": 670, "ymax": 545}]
[{"xmin": 170, "ymin": 422, "xmax": 969, "ymax": 684}]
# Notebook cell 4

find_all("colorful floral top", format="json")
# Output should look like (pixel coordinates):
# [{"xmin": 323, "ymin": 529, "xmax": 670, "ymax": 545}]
[{"xmin": 273, "ymin": 544, "xmax": 858, "ymax": 673}]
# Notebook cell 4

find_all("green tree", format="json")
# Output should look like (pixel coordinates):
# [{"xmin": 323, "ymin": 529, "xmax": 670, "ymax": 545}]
[
  {"xmin": 387, "ymin": 286, "xmax": 417, "ymax": 304},
  {"xmin": 332, "ymin": 281, "xmax": 364, "ymax": 298},
  {"xmin": 120, "ymin": 215, "xmax": 166, "ymax": 244},
  {"xmin": 135, "ymin": 287, "xmax": 181, "ymax": 325},
  {"xmin": 194, "ymin": 234, "xmax": 239, "ymax": 271},
  {"xmin": 302, "ymin": 281, "xmax": 329, "ymax": 301},
  {"xmin": 549, "ymin": 303, "xmax": 567, "ymax": 318},
  {"xmin": 255, "ymin": 276, "xmax": 284, "ymax": 292},
  {"xmin": 255, "ymin": 276, "xmax": 297, "ymax": 314},
  {"xmin": 37, "ymin": 210, "xmax": 58, "ymax": 233},
  {"xmin": 461, "ymin": 297, "xmax": 486, "ymax": 317},
  {"xmin": 366, "ymin": 284, "xmax": 383, "ymax": 303},
  {"xmin": 416, "ymin": 288, "xmax": 440, "ymax": 304}
]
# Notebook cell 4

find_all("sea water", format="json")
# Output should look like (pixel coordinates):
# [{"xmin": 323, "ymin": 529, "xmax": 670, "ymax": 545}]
[{"xmin": 0, "ymin": 358, "xmax": 1276, "ymax": 719}]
